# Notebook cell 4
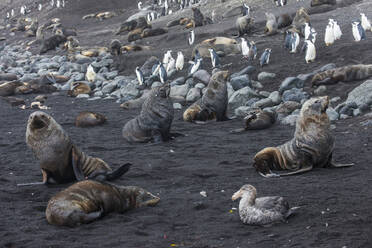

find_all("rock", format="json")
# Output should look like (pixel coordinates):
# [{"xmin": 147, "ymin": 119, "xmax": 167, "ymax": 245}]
[
  {"xmin": 151, "ymin": 81, "xmax": 163, "ymax": 88},
  {"xmin": 167, "ymin": 69, "xmax": 177, "ymax": 78},
  {"xmin": 140, "ymin": 56, "xmax": 159, "ymax": 77},
  {"xmin": 330, "ymin": 96, "xmax": 341, "ymax": 104},
  {"xmin": 104, "ymin": 71, "xmax": 118, "ymax": 80},
  {"xmin": 101, "ymin": 82, "xmax": 117, "ymax": 94},
  {"xmin": 326, "ymin": 107, "xmax": 339, "ymax": 121},
  {"xmin": 76, "ymin": 94, "xmax": 90, "ymax": 98},
  {"xmin": 245, "ymin": 97, "xmax": 260, "ymax": 107},
  {"xmin": 186, "ymin": 88, "xmax": 201, "ymax": 102},
  {"xmin": 314, "ymin": 85, "xmax": 327, "ymax": 96},
  {"xmin": 250, "ymin": 80, "xmax": 263, "ymax": 89},
  {"xmin": 353, "ymin": 108, "xmax": 361, "ymax": 116},
  {"xmin": 340, "ymin": 114, "xmax": 349, "ymax": 120},
  {"xmin": 111, "ymin": 89, "xmax": 122, "ymax": 98},
  {"xmin": 259, "ymin": 91, "xmax": 270, "ymax": 98},
  {"xmin": 194, "ymin": 83, "xmax": 205, "ymax": 89},
  {"xmin": 75, "ymin": 54, "xmax": 93, "ymax": 64},
  {"xmin": 231, "ymin": 66, "xmax": 256, "ymax": 78},
  {"xmin": 120, "ymin": 82, "xmax": 140, "ymax": 101},
  {"xmin": 192, "ymin": 70, "xmax": 210, "ymax": 85},
  {"xmin": 281, "ymin": 113, "xmax": 299, "ymax": 126},
  {"xmin": 170, "ymin": 84, "xmax": 189, "ymax": 98},
  {"xmin": 88, "ymin": 97, "xmax": 101, "ymax": 101},
  {"xmin": 234, "ymin": 106, "xmax": 255, "ymax": 118},
  {"xmin": 344, "ymin": 80, "xmax": 372, "ymax": 107},
  {"xmin": 276, "ymin": 101, "xmax": 301, "ymax": 116},
  {"xmin": 268, "ymin": 91, "xmax": 281, "ymax": 105},
  {"xmin": 282, "ymin": 88, "xmax": 309, "ymax": 103},
  {"xmin": 279, "ymin": 77, "xmax": 304, "ymax": 94},
  {"xmin": 314, "ymin": 63, "xmax": 336, "ymax": 73},
  {"xmin": 170, "ymin": 77, "xmax": 186, "ymax": 86},
  {"xmin": 91, "ymin": 59, "xmax": 113, "ymax": 70},
  {"xmin": 94, "ymin": 91, "xmax": 103, "ymax": 97},
  {"xmin": 253, "ymin": 98, "xmax": 274, "ymax": 108},
  {"xmin": 173, "ymin": 102, "xmax": 182, "ymax": 110},
  {"xmin": 360, "ymin": 119, "xmax": 372, "ymax": 127},
  {"xmin": 257, "ymin": 72, "xmax": 276, "ymax": 81},
  {"xmin": 229, "ymin": 74, "xmax": 251, "ymax": 91},
  {"xmin": 338, "ymin": 102, "xmax": 357, "ymax": 116},
  {"xmin": 228, "ymin": 86, "xmax": 260, "ymax": 110},
  {"xmin": 227, "ymin": 82, "xmax": 234, "ymax": 100}
]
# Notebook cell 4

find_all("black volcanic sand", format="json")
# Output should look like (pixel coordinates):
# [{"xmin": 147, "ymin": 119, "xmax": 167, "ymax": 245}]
[{"xmin": 1, "ymin": 0, "xmax": 372, "ymax": 247}]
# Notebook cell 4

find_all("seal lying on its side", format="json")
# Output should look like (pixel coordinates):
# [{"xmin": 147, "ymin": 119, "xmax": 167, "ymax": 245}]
[
  {"xmin": 230, "ymin": 109, "xmax": 276, "ymax": 133},
  {"xmin": 183, "ymin": 70, "xmax": 230, "ymax": 122},
  {"xmin": 122, "ymin": 84, "xmax": 174, "ymax": 143},
  {"xmin": 75, "ymin": 111, "xmax": 107, "ymax": 127},
  {"xmin": 23, "ymin": 111, "xmax": 130, "ymax": 186},
  {"xmin": 253, "ymin": 96, "xmax": 353, "ymax": 177},
  {"xmin": 46, "ymin": 180, "xmax": 160, "ymax": 227}
]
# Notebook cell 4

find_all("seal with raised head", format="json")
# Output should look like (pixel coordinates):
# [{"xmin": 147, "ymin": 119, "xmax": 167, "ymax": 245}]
[
  {"xmin": 311, "ymin": 64, "xmax": 372, "ymax": 87},
  {"xmin": 46, "ymin": 180, "xmax": 160, "ymax": 227},
  {"xmin": 40, "ymin": 34, "xmax": 67, "ymax": 54},
  {"xmin": 23, "ymin": 111, "xmax": 130, "ymax": 186},
  {"xmin": 183, "ymin": 70, "xmax": 230, "ymax": 122},
  {"xmin": 75, "ymin": 111, "xmax": 107, "ymax": 127},
  {"xmin": 110, "ymin": 39, "xmax": 122, "ymax": 56},
  {"xmin": 264, "ymin": 12, "xmax": 278, "ymax": 35},
  {"xmin": 192, "ymin": 7, "xmax": 205, "ymax": 27},
  {"xmin": 67, "ymin": 82, "xmax": 91, "ymax": 97},
  {"xmin": 230, "ymin": 108, "xmax": 276, "ymax": 133},
  {"xmin": 253, "ymin": 96, "xmax": 353, "ymax": 177},
  {"xmin": 122, "ymin": 84, "xmax": 174, "ymax": 143}
]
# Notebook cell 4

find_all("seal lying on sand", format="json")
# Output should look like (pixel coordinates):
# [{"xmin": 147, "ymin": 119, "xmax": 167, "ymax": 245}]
[
  {"xmin": 46, "ymin": 180, "xmax": 160, "ymax": 227},
  {"xmin": 183, "ymin": 71, "xmax": 230, "ymax": 122},
  {"xmin": 122, "ymin": 84, "xmax": 174, "ymax": 143},
  {"xmin": 39, "ymin": 34, "xmax": 67, "ymax": 54},
  {"xmin": 75, "ymin": 111, "xmax": 107, "ymax": 127},
  {"xmin": 230, "ymin": 109, "xmax": 276, "ymax": 133},
  {"xmin": 253, "ymin": 96, "xmax": 353, "ymax": 177},
  {"xmin": 311, "ymin": 64, "xmax": 372, "ymax": 86},
  {"xmin": 23, "ymin": 111, "xmax": 130, "ymax": 186}
]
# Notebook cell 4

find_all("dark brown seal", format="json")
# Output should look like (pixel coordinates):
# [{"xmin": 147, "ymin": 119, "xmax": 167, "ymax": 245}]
[
  {"xmin": 230, "ymin": 109, "xmax": 276, "ymax": 133},
  {"xmin": 122, "ymin": 84, "xmax": 174, "ymax": 143},
  {"xmin": 115, "ymin": 17, "xmax": 150, "ymax": 35},
  {"xmin": 40, "ymin": 34, "xmax": 67, "ymax": 54},
  {"xmin": 141, "ymin": 28, "xmax": 168, "ymax": 38},
  {"xmin": 192, "ymin": 7, "xmax": 205, "ymax": 27},
  {"xmin": 183, "ymin": 70, "xmax": 230, "ymax": 122},
  {"xmin": 23, "ymin": 111, "xmax": 130, "ymax": 185},
  {"xmin": 128, "ymin": 28, "xmax": 144, "ymax": 42},
  {"xmin": 253, "ymin": 96, "xmax": 353, "ymax": 177},
  {"xmin": 277, "ymin": 14, "xmax": 293, "ymax": 29},
  {"xmin": 0, "ymin": 81, "xmax": 22, "ymax": 96},
  {"xmin": 311, "ymin": 64, "xmax": 372, "ymax": 87},
  {"xmin": 75, "ymin": 111, "xmax": 107, "ymax": 127},
  {"xmin": 46, "ymin": 180, "xmax": 160, "ymax": 227},
  {"xmin": 110, "ymin": 39, "xmax": 122, "ymax": 56},
  {"xmin": 67, "ymin": 82, "xmax": 91, "ymax": 97},
  {"xmin": 311, "ymin": 0, "xmax": 336, "ymax": 7}
]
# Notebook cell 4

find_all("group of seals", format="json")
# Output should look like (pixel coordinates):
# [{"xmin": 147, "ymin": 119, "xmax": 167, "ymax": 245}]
[
  {"xmin": 122, "ymin": 84, "xmax": 174, "ymax": 143},
  {"xmin": 183, "ymin": 71, "xmax": 230, "ymax": 122},
  {"xmin": 311, "ymin": 64, "xmax": 372, "ymax": 86},
  {"xmin": 46, "ymin": 180, "xmax": 160, "ymax": 226},
  {"xmin": 252, "ymin": 96, "xmax": 353, "ymax": 177}
]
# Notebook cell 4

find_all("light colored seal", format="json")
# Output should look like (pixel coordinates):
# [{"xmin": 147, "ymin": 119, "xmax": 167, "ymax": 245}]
[{"xmin": 75, "ymin": 111, "xmax": 107, "ymax": 127}]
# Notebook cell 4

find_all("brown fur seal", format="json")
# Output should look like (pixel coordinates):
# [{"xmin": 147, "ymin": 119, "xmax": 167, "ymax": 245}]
[
  {"xmin": 202, "ymin": 37, "xmax": 237, "ymax": 46},
  {"xmin": 277, "ymin": 14, "xmax": 293, "ymax": 29},
  {"xmin": 183, "ymin": 71, "xmax": 230, "ymax": 122},
  {"xmin": 0, "ymin": 81, "xmax": 22, "ymax": 96},
  {"xmin": 236, "ymin": 16, "xmax": 254, "ymax": 37},
  {"xmin": 121, "ymin": 44, "xmax": 152, "ymax": 53},
  {"xmin": 65, "ymin": 36, "xmax": 80, "ymax": 51},
  {"xmin": 25, "ymin": 19, "xmax": 38, "ymax": 37},
  {"xmin": 192, "ymin": 43, "xmax": 240, "ymax": 59},
  {"xmin": 67, "ymin": 82, "xmax": 91, "ymax": 97},
  {"xmin": 230, "ymin": 109, "xmax": 276, "ymax": 133},
  {"xmin": 75, "ymin": 111, "xmax": 107, "ymax": 127},
  {"xmin": 128, "ymin": 28, "xmax": 144, "ymax": 42},
  {"xmin": 22, "ymin": 111, "xmax": 130, "ymax": 186},
  {"xmin": 141, "ymin": 28, "xmax": 167, "ymax": 38},
  {"xmin": 264, "ymin": 12, "xmax": 278, "ymax": 35},
  {"xmin": 291, "ymin": 8, "xmax": 310, "ymax": 35},
  {"xmin": 40, "ymin": 34, "xmax": 67, "ymax": 54},
  {"xmin": 110, "ymin": 39, "xmax": 122, "ymax": 56},
  {"xmin": 122, "ymin": 84, "xmax": 174, "ymax": 143},
  {"xmin": 311, "ymin": 64, "xmax": 372, "ymax": 87},
  {"xmin": 46, "ymin": 180, "xmax": 160, "ymax": 227},
  {"xmin": 253, "ymin": 96, "xmax": 353, "ymax": 177},
  {"xmin": 115, "ymin": 17, "xmax": 150, "ymax": 35},
  {"xmin": 311, "ymin": 0, "xmax": 336, "ymax": 7},
  {"xmin": 192, "ymin": 7, "xmax": 205, "ymax": 27}
]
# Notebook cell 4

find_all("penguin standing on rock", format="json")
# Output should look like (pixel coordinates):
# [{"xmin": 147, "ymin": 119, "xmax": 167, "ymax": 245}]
[
  {"xmin": 352, "ymin": 21, "xmax": 366, "ymax": 42},
  {"xmin": 303, "ymin": 40, "xmax": 316, "ymax": 63},
  {"xmin": 176, "ymin": 51, "xmax": 184, "ymax": 71},
  {"xmin": 159, "ymin": 63, "xmax": 167, "ymax": 84},
  {"xmin": 188, "ymin": 30, "xmax": 195, "ymax": 45},
  {"xmin": 135, "ymin": 66, "xmax": 144, "ymax": 85},
  {"xmin": 260, "ymin": 48, "xmax": 271, "ymax": 67},
  {"xmin": 188, "ymin": 58, "xmax": 202, "ymax": 76},
  {"xmin": 208, "ymin": 48, "xmax": 220, "ymax": 68}
]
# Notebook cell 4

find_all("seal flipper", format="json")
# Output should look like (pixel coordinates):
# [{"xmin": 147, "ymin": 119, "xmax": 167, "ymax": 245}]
[
  {"xmin": 17, "ymin": 169, "xmax": 51, "ymax": 186},
  {"xmin": 71, "ymin": 146, "xmax": 86, "ymax": 181},
  {"xmin": 103, "ymin": 163, "xmax": 132, "ymax": 181}
]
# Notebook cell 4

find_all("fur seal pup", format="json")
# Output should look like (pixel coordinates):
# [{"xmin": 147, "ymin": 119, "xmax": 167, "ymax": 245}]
[
  {"xmin": 0, "ymin": 74, "xmax": 18, "ymax": 81},
  {"xmin": 141, "ymin": 28, "xmax": 167, "ymax": 38},
  {"xmin": 23, "ymin": 111, "xmax": 130, "ymax": 185},
  {"xmin": 253, "ymin": 96, "xmax": 353, "ymax": 177},
  {"xmin": 67, "ymin": 82, "xmax": 91, "ymax": 97},
  {"xmin": 122, "ymin": 84, "xmax": 174, "ymax": 143},
  {"xmin": 183, "ymin": 71, "xmax": 230, "ymax": 122},
  {"xmin": 110, "ymin": 39, "xmax": 122, "ymax": 56},
  {"xmin": 311, "ymin": 0, "xmax": 336, "ymax": 7},
  {"xmin": 232, "ymin": 184, "xmax": 298, "ymax": 225},
  {"xmin": 40, "ymin": 34, "xmax": 67, "ymax": 54},
  {"xmin": 46, "ymin": 180, "xmax": 160, "ymax": 227},
  {"xmin": 236, "ymin": 16, "xmax": 254, "ymax": 37},
  {"xmin": 128, "ymin": 28, "xmax": 144, "ymax": 42},
  {"xmin": 311, "ymin": 64, "xmax": 372, "ymax": 87},
  {"xmin": 277, "ymin": 14, "xmax": 293, "ymax": 29},
  {"xmin": 202, "ymin": 37, "xmax": 237, "ymax": 46},
  {"xmin": 115, "ymin": 17, "xmax": 150, "ymax": 35},
  {"xmin": 264, "ymin": 13, "xmax": 278, "ymax": 35},
  {"xmin": 75, "ymin": 111, "xmax": 107, "ymax": 127},
  {"xmin": 230, "ymin": 109, "xmax": 276, "ymax": 133},
  {"xmin": 192, "ymin": 7, "xmax": 204, "ymax": 27}
]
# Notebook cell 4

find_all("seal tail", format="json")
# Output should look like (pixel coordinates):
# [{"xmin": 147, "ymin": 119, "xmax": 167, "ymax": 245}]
[{"xmin": 105, "ymin": 163, "xmax": 132, "ymax": 181}]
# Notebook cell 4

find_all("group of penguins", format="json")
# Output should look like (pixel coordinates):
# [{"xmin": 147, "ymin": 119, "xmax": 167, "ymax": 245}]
[{"xmin": 6, "ymin": 0, "xmax": 66, "ymax": 19}]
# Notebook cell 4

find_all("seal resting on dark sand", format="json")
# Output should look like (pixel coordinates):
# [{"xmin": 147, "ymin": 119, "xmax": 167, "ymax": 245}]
[
  {"xmin": 0, "ymin": 81, "xmax": 22, "ymax": 96},
  {"xmin": 183, "ymin": 70, "xmax": 230, "ymax": 122},
  {"xmin": 109, "ymin": 39, "xmax": 122, "ymax": 56},
  {"xmin": 46, "ymin": 180, "xmax": 160, "ymax": 227},
  {"xmin": 311, "ymin": 64, "xmax": 372, "ymax": 86},
  {"xmin": 122, "ymin": 84, "xmax": 174, "ymax": 143},
  {"xmin": 232, "ymin": 184, "xmax": 298, "ymax": 225},
  {"xmin": 230, "ymin": 109, "xmax": 276, "ymax": 133},
  {"xmin": 264, "ymin": 12, "xmax": 278, "ymax": 35},
  {"xmin": 253, "ymin": 96, "xmax": 353, "ymax": 177},
  {"xmin": 115, "ymin": 17, "xmax": 150, "ymax": 35},
  {"xmin": 23, "ymin": 111, "xmax": 130, "ymax": 186},
  {"xmin": 67, "ymin": 82, "xmax": 91, "ymax": 97},
  {"xmin": 277, "ymin": 14, "xmax": 293, "ymax": 29},
  {"xmin": 236, "ymin": 16, "xmax": 254, "ymax": 37},
  {"xmin": 192, "ymin": 7, "xmax": 205, "ymax": 27},
  {"xmin": 75, "ymin": 111, "xmax": 107, "ymax": 127},
  {"xmin": 39, "ymin": 34, "xmax": 67, "ymax": 54},
  {"xmin": 141, "ymin": 28, "xmax": 168, "ymax": 38}
]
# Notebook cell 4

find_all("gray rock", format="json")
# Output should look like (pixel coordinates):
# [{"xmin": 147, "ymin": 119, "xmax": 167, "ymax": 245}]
[
  {"xmin": 326, "ymin": 107, "xmax": 339, "ymax": 121},
  {"xmin": 314, "ymin": 63, "xmax": 336, "ymax": 73},
  {"xmin": 167, "ymin": 69, "xmax": 177, "ymax": 78},
  {"xmin": 340, "ymin": 114, "xmax": 349, "ymax": 120},
  {"xmin": 282, "ymin": 88, "xmax": 309, "ymax": 103},
  {"xmin": 170, "ymin": 77, "xmax": 186, "ymax": 86},
  {"xmin": 330, "ymin": 96, "xmax": 341, "ymax": 104},
  {"xmin": 102, "ymin": 82, "xmax": 117, "ymax": 94},
  {"xmin": 268, "ymin": 91, "xmax": 281, "ymax": 105},
  {"xmin": 94, "ymin": 91, "xmax": 104, "ymax": 97},
  {"xmin": 151, "ymin": 81, "xmax": 163, "ymax": 88},
  {"xmin": 257, "ymin": 72, "xmax": 276, "ymax": 81},
  {"xmin": 71, "ymin": 72, "xmax": 85, "ymax": 81},
  {"xmin": 245, "ymin": 97, "xmax": 260, "ymax": 107},
  {"xmin": 192, "ymin": 70, "xmax": 210, "ymax": 85},
  {"xmin": 186, "ymin": 88, "xmax": 201, "ymax": 102},
  {"xmin": 353, "ymin": 108, "xmax": 361, "ymax": 116},
  {"xmin": 88, "ymin": 97, "xmax": 102, "ymax": 101},
  {"xmin": 338, "ymin": 102, "xmax": 357, "ymax": 116},
  {"xmin": 227, "ymin": 82, "xmax": 234, "ymax": 100},
  {"xmin": 230, "ymin": 74, "xmax": 251, "ymax": 91},
  {"xmin": 120, "ymin": 82, "xmax": 140, "ymax": 101},
  {"xmin": 360, "ymin": 119, "xmax": 372, "ymax": 127},
  {"xmin": 344, "ymin": 80, "xmax": 372, "ymax": 107},
  {"xmin": 259, "ymin": 91, "xmax": 270, "ymax": 98},
  {"xmin": 140, "ymin": 56, "xmax": 159, "ymax": 77},
  {"xmin": 281, "ymin": 114, "xmax": 299, "ymax": 126},
  {"xmin": 75, "ymin": 54, "xmax": 93, "ymax": 64},
  {"xmin": 104, "ymin": 71, "xmax": 118, "ymax": 80},
  {"xmin": 76, "ymin": 94, "xmax": 90, "ymax": 98},
  {"xmin": 195, "ymin": 83, "xmax": 205, "ymax": 89},
  {"xmin": 276, "ymin": 101, "xmax": 301, "ymax": 116},
  {"xmin": 170, "ymin": 84, "xmax": 189, "ymax": 98},
  {"xmin": 111, "ymin": 89, "xmax": 122, "ymax": 98},
  {"xmin": 99, "ymin": 67, "xmax": 109, "ymax": 74},
  {"xmin": 173, "ymin": 103, "xmax": 182, "ymax": 110},
  {"xmin": 314, "ymin": 85, "xmax": 327, "ymax": 96},
  {"xmin": 234, "ymin": 106, "xmax": 255, "ymax": 118},
  {"xmin": 186, "ymin": 78, "xmax": 195, "ymax": 87},
  {"xmin": 231, "ymin": 66, "xmax": 256, "ymax": 78},
  {"xmin": 279, "ymin": 77, "xmax": 304, "ymax": 94},
  {"xmin": 253, "ymin": 98, "xmax": 274, "ymax": 108},
  {"xmin": 228, "ymin": 86, "xmax": 260, "ymax": 110},
  {"xmin": 91, "ymin": 59, "xmax": 113, "ymax": 70}
]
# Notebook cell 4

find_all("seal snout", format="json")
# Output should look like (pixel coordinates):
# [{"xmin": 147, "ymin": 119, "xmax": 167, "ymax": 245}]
[{"xmin": 29, "ymin": 111, "xmax": 49, "ymax": 130}]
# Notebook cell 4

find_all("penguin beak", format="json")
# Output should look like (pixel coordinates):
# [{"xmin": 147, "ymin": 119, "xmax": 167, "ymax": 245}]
[{"xmin": 232, "ymin": 189, "xmax": 243, "ymax": 201}]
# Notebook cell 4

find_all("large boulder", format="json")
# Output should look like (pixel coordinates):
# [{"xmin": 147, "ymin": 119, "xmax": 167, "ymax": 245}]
[{"xmin": 228, "ymin": 86, "xmax": 260, "ymax": 110}]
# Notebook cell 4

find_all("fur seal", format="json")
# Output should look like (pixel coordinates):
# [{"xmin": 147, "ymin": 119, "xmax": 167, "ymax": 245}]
[
  {"xmin": 120, "ymin": 90, "xmax": 151, "ymax": 109},
  {"xmin": 121, "ymin": 44, "xmax": 152, "ymax": 53},
  {"xmin": 128, "ymin": 28, "xmax": 144, "ymax": 42},
  {"xmin": 311, "ymin": 64, "xmax": 372, "ymax": 87},
  {"xmin": 122, "ymin": 84, "xmax": 174, "ymax": 143},
  {"xmin": 230, "ymin": 109, "xmax": 276, "ymax": 133},
  {"xmin": 277, "ymin": 14, "xmax": 293, "ymax": 29},
  {"xmin": 46, "ymin": 180, "xmax": 160, "ymax": 226},
  {"xmin": 0, "ymin": 81, "xmax": 22, "ymax": 96},
  {"xmin": 264, "ymin": 13, "xmax": 278, "ymax": 35},
  {"xmin": 0, "ymin": 74, "xmax": 18, "ymax": 81},
  {"xmin": 253, "ymin": 96, "xmax": 353, "ymax": 177},
  {"xmin": 201, "ymin": 37, "xmax": 237, "ymax": 46},
  {"xmin": 40, "ymin": 34, "xmax": 67, "ymax": 54},
  {"xmin": 141, "ymin": 28, "xmax": 167, "ymax": 38},
  {"xmin": 75, "ymin": 111, "xmax": 107, "ymax": 127},
  {"xmin": 192, "ymin": 7, "xmax": 205, "ymax": 27},
  {"xmin": 291, "ymin": 8, "xmax": 310, "ymax": 35},
  {"xmin": 115, "ymin": 17, "xmax": 150, "ymax": 35},
  {"xmin": 311, "ymin": 0, "xmax": 336, "ymax": 7},
  {"xmin": 67, "ymin": 82, "xmax": 91, "ymax": 97},
  {"xmin": 110, "ymin": 39, "xmax": 122, "ymax": 56},
  {"xmin": 183, "ymin": 71, "xmax": 230, "ymax": 122},
  {"xmin": 236, "ymin": 16, "xmax": 255, "ymax": 37},
  {"xmin": 23, "ymin": 111, "xmax": 131, "ymax": 186}
]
